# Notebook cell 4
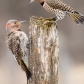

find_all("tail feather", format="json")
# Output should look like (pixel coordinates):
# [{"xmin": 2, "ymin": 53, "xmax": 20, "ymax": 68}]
[
  {"xmin": 18, "ymin": 44, "xmax": 32, "ymax": 84},
  {"xmin": 21, "ymin": 60, "xmax": 32, "ymax": 84},
  {"xmin": 67, "ymin": 12, "xmax": 84, "ymax": 24}
]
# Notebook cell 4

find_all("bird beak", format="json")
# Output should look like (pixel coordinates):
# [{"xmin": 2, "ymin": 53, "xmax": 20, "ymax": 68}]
[
  {"xmin": 28, "ymin": 0, "xmax": 34, "ymax": 6},
  {"xmin": 19, "ymin": 20, "xmax": 27, "ymax": 24}
]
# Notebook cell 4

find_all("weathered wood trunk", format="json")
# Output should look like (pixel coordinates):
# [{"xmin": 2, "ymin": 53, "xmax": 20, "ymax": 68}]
[{"xmin": 28, "ymin": 16, "xmax": 59, "ymax": 84}]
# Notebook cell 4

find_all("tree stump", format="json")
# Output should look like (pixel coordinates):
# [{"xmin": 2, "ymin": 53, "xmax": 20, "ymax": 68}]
[{"xmin": 28, "ymin": 16, "xmax": 59, "ymax": 84}]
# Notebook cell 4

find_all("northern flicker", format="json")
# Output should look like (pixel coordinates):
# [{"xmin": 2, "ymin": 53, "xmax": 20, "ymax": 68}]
[
  {"xmin": 28, "ymin": 0, "xmax": 84, "ymax": 24},
  {"xmin": 6, "ymin": 20, "xmax": 32, "ymax": 84}
]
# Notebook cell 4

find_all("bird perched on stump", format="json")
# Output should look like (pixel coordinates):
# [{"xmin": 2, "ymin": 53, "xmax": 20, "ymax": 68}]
[
  {"xmin": 6, "ymin": 20, "xmax": 32, "ymax": 84},
  {"xmin": 28, "ymin": 0, "xmax": 84, "ymax": 24}
]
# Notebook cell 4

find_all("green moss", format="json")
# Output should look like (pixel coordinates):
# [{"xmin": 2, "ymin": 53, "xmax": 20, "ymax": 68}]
[{"xmin": 31, "ymin": 16, "xmax": 57, "ymax": 27}]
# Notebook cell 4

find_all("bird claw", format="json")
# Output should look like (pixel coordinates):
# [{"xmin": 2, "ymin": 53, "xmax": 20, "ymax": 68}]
[
  {"xmin": 48, "ymin": 20, "xmax": 58, "ymax": 27},
  {"xmin": 27, "ymin": 42, "xmax": 30, "ymax": 49},
  {"xmin": 51, "ymin": 16, "xmax": 57, "ymax": 21}
]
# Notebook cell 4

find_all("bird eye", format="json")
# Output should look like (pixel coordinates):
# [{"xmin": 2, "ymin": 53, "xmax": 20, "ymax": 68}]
[{"xmin": 14, "ymin": 22, "xmax": 16, "ymax": 24}]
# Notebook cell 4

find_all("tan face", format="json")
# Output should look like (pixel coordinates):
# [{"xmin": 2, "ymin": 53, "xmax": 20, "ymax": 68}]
[
  {"xmin": 6, "ymin": 20, "xmax": 20, "ymax": 28},
  {"xmin": 6, "ymin": 20, "xmax": 21, "ymax": 33},
  {"xmin": 6, "ymin": 20, "xmax": 26, "ymax": 33},
  {"xmin": 10, "ymin": 21, "xmax": 21, "ymax": 28}
]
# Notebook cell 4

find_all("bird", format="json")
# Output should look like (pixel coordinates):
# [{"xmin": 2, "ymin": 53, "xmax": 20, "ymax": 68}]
[
  {"xmin": 6, "ymin": 20, "xmax": 32, "ymax": 84},
  {"xmin": 28, "ymin": 0, "xmax": 84, "ymax": 24}
]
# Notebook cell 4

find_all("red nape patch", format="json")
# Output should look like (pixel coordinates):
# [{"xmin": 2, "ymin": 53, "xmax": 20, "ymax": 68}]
[{"xmin": 6, "ymin": 23, "xmax": 10, "ymax": 28}]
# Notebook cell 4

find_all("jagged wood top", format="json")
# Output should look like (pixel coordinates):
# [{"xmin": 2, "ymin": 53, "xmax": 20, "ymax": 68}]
[{"xmin": 30, "ymin": 16, "xmax": 57, "ymax": 27}]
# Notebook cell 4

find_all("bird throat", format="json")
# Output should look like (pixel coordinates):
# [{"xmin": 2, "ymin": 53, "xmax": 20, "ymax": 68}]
[{"xmin": 40, "ymin": 1, "xmax": 44, "ymax": 6}]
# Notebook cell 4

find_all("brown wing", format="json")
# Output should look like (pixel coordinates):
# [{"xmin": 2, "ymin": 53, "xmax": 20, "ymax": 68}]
[
  {"xmin": 6, "ymin": 33, "xmax": 32, "ymax": 80},
  {"xmin": 46, "ymin": 0, "xmax": 75, "ymax": 13},
  {"xmin": 6, "ymin": 33, "xmax": 21, "ymax": 65}
]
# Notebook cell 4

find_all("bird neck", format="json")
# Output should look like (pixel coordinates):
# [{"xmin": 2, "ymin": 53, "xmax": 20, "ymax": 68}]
[
  {"xmin": 7, "ymin": 32, "xmax": 14, "ymax": 37},
  {"xmin": 7, "ymin": 28, "xmax": 21, "ymax": 36},
  {"xmin": 7, "ymin": 27, "xmax": 20, "ymax": 34},
  {"xmin": 38, "ymin": 0, "xmax": 45, "ymax": 5},
  {"xmin": 17, "ymin": 29, "xmax": 21, "ymax": 31},
  {"xmin": 40, "ymin": 1, "xmax": 44, "ymax": 6}
]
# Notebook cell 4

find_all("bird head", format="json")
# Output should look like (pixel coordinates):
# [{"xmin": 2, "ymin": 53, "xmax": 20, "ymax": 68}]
[
  {"xmin": 28, "ymin": 0, "xmax": 44, "ymax": 5},
  {"xmin": 6, "ymin": 20, "xmax": 26, "ymax": 33}
]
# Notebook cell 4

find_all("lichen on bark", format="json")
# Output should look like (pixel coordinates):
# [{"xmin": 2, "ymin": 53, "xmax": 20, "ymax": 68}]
[{"xmin": 28, "ymin": 16, "xmax": 59, "ymax": 84}]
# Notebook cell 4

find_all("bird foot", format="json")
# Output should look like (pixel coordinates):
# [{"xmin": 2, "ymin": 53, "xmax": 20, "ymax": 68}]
[
  {"xmin": 51, "ymin": 16, "xmax": 57, "ymax": 21},
  {"xmin": 27, "ymin": 43, "xmax": 30, "ymax": 49},
  {"xmin": 48, "ymin": 20, "xmax": 58, "ymax": 27}
]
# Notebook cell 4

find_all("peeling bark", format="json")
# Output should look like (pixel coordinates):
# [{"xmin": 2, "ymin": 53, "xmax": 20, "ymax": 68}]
[{"xmin": 28, "ymin": 16, "xmax": 59, "ymax": 84}]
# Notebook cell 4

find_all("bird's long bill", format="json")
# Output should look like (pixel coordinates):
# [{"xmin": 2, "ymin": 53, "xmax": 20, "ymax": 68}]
[
  {"xmin": 28, "ymin": 0, "xmax": 34, "ymax": 6},
  {"xmin": 19, "ymin": 20, "xmax": 27, "ymax": 24}
]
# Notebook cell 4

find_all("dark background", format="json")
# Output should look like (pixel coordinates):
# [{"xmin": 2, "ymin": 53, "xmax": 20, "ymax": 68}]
[{"xmin": 0, "ymin": 0, "xmax": 84, "ymax": 84}]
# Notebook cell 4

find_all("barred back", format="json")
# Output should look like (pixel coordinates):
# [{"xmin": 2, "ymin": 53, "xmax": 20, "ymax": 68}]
[
  {"xmin": 46, "ymin": 0, "xmax": 75, "ymax": 13},
  {"xmin": 43, "ymin": 2, "xmax": 65, "ymax": 20}
]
